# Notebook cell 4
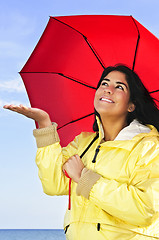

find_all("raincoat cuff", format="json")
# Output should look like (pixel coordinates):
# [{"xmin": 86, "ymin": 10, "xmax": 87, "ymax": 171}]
[
  {"xmin": 76, "ymin": 168, "xmax": 101, "ymax": 199},
  {"xmin": 33, "ymin": 123, "xmax": 60, "ymax": 148}
]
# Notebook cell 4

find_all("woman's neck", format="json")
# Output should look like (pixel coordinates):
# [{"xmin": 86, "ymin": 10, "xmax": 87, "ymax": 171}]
[{"xmin": 101, "ymin": 116, "xmax": 128, "ymax": 141}]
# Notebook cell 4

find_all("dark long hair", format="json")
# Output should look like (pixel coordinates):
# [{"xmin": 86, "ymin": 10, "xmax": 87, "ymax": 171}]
[{"xmin": 93, "ymin": 65, "xmax": 159, "ymax": 132}]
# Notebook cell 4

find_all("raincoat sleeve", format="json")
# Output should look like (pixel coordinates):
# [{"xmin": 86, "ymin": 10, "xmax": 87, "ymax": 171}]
[
  {"xmin": 33, "ymin": 123, "xmax": 80, "ymax": 196},
  {"xmin": 77, "ymin": 138, "xmax": 159, "ymax": 227}
]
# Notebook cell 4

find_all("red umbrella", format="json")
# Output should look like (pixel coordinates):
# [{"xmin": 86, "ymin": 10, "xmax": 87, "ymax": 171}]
[{"xmin": 20, "ymin": 15, "xmax": 159, "ymax": 146}]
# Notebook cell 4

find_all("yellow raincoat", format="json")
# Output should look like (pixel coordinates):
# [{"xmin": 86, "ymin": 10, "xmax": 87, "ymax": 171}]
[{"xmin": 33, "ymin": 118, "xmax": 159, "ymax": 239}]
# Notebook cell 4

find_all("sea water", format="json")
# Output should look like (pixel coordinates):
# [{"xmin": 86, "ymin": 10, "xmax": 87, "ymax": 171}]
[{"xmin": 0, "ymin": 229, "xmax": 65, "ymax": 240}]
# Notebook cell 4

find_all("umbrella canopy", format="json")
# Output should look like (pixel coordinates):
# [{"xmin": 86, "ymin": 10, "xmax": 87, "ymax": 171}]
[{"xmin": 20, "ymin": 15, "xmax": 159, "ymax": 146}]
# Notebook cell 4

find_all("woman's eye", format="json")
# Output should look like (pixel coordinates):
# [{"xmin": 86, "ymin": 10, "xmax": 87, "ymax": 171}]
[
  {"xmin": 116, "ymin": 85, "xmax": 124, "ymax": 90},
  {"xmin": 101, "ymin": 81, "xmax": 108, "ymax": 86}
]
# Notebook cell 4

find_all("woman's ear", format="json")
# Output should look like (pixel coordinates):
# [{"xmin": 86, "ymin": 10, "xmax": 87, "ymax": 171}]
[{"xmin": 128, "ymin": 103, "xmax": 135, "ymax": 112}]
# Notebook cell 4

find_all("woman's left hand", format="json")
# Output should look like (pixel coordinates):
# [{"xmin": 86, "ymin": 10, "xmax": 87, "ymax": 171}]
[{"xmin": 62, "ymin": 155, "xmax": 84, "ymax": 183}]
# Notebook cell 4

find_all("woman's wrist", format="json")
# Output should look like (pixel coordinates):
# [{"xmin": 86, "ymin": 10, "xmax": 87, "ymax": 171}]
[{"xmin": 38, "ymin": 117, "xmax": 52, "ymax": 128}]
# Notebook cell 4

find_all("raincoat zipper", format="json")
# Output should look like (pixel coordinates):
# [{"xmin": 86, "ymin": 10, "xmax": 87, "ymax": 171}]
[
  {"xmin": 92, "ymin": 145, "xmax": 101, "ymax": 163},
  {"xmin": 97, "ymin": 223, "xmax": 101, "ymax": 231},
  {"xmin": 64, "ymin": 225, "xmax": 70, "ymax": 234}
]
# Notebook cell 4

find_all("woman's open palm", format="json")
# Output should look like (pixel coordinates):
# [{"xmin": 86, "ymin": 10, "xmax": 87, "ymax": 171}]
[{"xmin": 3, "ymin": 104, "xmax": 52, "ymax": 128}]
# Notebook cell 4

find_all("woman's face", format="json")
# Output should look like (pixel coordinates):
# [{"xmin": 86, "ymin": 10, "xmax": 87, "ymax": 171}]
[{"xmin": 94, "ymin": 71, "xmax": 135, "ymax": 120}]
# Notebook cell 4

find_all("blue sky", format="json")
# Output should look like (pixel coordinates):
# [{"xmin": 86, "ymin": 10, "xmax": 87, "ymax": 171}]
[{"xmin": 1, "ymin": 0, "xmax": 159, "ymax": 229}]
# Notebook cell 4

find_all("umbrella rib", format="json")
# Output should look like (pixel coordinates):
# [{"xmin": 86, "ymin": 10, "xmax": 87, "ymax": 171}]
[
  {"xmin": 52, "ymin": 17, "xmax": 105, "ymax": 70},
  {"xmin": 57, "ymin": 73, "xmax": 96, "ymax": 89},
  {"xmin": 150, "ymin": 89, "xmax": 159, "ymax": 94},
  {"xmin": 20, "ymin": 71, "xmax": 96, "ymax": 89},
  {"xmin": 57, "ymin": 112, "xmax": 94, "ymax": 130},
  {"xmin": 149, "ymin": 90, "xmax": 159, "ymax": 104},
  {"xmin": 83, "ymin": 36, "xmax": 105, "ymax": 69},
  {"xmin": 131, "ymin": 16, "xmax": 140, "ymax": 71},
  {"xmin": 52, "ymin": 16, "xmax": 89, "ymax": 37}
]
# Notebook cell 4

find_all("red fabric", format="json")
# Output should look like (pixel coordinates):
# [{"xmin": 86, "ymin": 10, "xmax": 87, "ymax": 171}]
[{"xmin": 20, "ymin": 15, "xmax": 159, "ymax": 146}]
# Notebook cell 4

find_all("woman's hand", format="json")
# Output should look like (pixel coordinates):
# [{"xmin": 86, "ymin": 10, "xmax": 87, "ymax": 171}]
[
  {"xmin": 63, "ymin": 155, "xmax": 84, "ymax": 183},
  {"xmin": 3, "ymin": 104, "xmax": 52, "ymax": 128}
]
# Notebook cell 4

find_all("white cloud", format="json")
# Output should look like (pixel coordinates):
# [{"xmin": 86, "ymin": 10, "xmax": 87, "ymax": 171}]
[{"xmin": 0, "ymin": 78, "xmax": 26, "ymax": 92}]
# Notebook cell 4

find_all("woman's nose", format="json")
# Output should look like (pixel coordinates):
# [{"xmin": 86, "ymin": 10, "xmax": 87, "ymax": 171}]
[{"xmin": 104, "ymin": 86, "xmax": 113, "ymax": 94}]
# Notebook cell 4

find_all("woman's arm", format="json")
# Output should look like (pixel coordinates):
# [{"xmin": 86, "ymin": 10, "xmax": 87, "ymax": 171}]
[{"xmin": 34, "ymin": 125, "xmax": 82, "ymax": 196}]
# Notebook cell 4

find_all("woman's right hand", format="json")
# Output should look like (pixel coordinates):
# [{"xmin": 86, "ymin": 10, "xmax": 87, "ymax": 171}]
[{"xmin": 3, "ymin": 104, "xmax": 52, "ymax": 128}]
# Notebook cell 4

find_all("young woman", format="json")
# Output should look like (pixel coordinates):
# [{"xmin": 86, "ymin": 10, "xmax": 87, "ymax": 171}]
[{"xmin": 4, "ymin": 65, "xmax": 159, "ymax": 239}]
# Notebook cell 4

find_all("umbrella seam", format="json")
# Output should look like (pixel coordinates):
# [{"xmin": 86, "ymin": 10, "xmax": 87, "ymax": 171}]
[
  {"xmin": 20, "ymin": 72, "xmax": 97, "ymax": 90},
  {"xmin": 130, "ymin": 16, "xmax": 141, "ymax": 71},
  {"xmin": 51, "ymin": 16, "xmax": 88, "ymax": 37},
  {"xmin": 83, "ymin": 37, "xmax": 105, "ymax": 69},
  {"xmin": 57, "ymin": 112, "xmax": 94, "ymax": 130},
  {"xmin": 58, "ymin": 73, "xmax": 96, "ymax": 89},
  {"xmin": 150, "ymin": 90, "xmax": 159, "ymax": 94}
]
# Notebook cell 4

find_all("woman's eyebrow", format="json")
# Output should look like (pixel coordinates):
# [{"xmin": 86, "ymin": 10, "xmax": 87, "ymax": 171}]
[
  {"xmin": 116, "ymin": 81, "xmax": 128, "ymax": 89},
  {"xmin": 103, "ymin": 78, "xmax": 128, "ymax": 89}
]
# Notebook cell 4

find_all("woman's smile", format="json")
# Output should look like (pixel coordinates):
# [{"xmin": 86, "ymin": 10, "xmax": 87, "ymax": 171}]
[{"xmin": 99, "ymin": 97, "xmax": 115, "ymax": 103}]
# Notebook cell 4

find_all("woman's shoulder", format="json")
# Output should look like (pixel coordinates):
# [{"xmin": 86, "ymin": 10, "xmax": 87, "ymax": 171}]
[
  {"xmin": 134, "ymin": 126, "xmax": 159, "ymax": 159},
  {"xmin": 140, "ymin": 125, "xmax": 159, "ymax": 142}
]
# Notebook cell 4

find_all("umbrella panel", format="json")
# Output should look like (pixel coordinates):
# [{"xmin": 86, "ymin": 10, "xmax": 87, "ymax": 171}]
[
  {"xmin": 20, "ymin": 73, "xmax": 96, "ymax": 129},
  {"xmin": 58, "ymin": 114, "xmax": 95, "ymax": 146}
]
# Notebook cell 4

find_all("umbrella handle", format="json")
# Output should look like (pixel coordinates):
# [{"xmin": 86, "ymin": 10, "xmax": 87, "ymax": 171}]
[{"xmin": 63, "ymin": 170, "xmax": 72, "ymax": 210}]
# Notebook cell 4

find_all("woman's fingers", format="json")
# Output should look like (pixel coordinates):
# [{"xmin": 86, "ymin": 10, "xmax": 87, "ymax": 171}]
[
  {"xmin": 3, "ymin": 104, "xmax": 21, "ymax": 112},
  {"xmin": 19, "ymin": 104, "xmax": 28, "ymax": 109},
  {"xmin": 4, "ymin": 104, "xmax": 25, "ymax": 109},
  {"xmin": 63, "ymin": 155, "xmax": 84, "ymax": 183},
  {"xmin": 3, "ymin": 104, "xmax": 35, "ymax": 119},
  {"xmin": 3, "ymin": 104, "xmax": 15, "ymax": 109},
  {"xmin": 4, "ymin": 104, "xmax": 29, "ymax": 115}
]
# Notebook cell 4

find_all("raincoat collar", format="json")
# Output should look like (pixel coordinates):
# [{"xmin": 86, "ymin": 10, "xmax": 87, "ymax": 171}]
[{"xmin": 96, "ymin": 116, "xmax": 159, "ymax": 150}]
